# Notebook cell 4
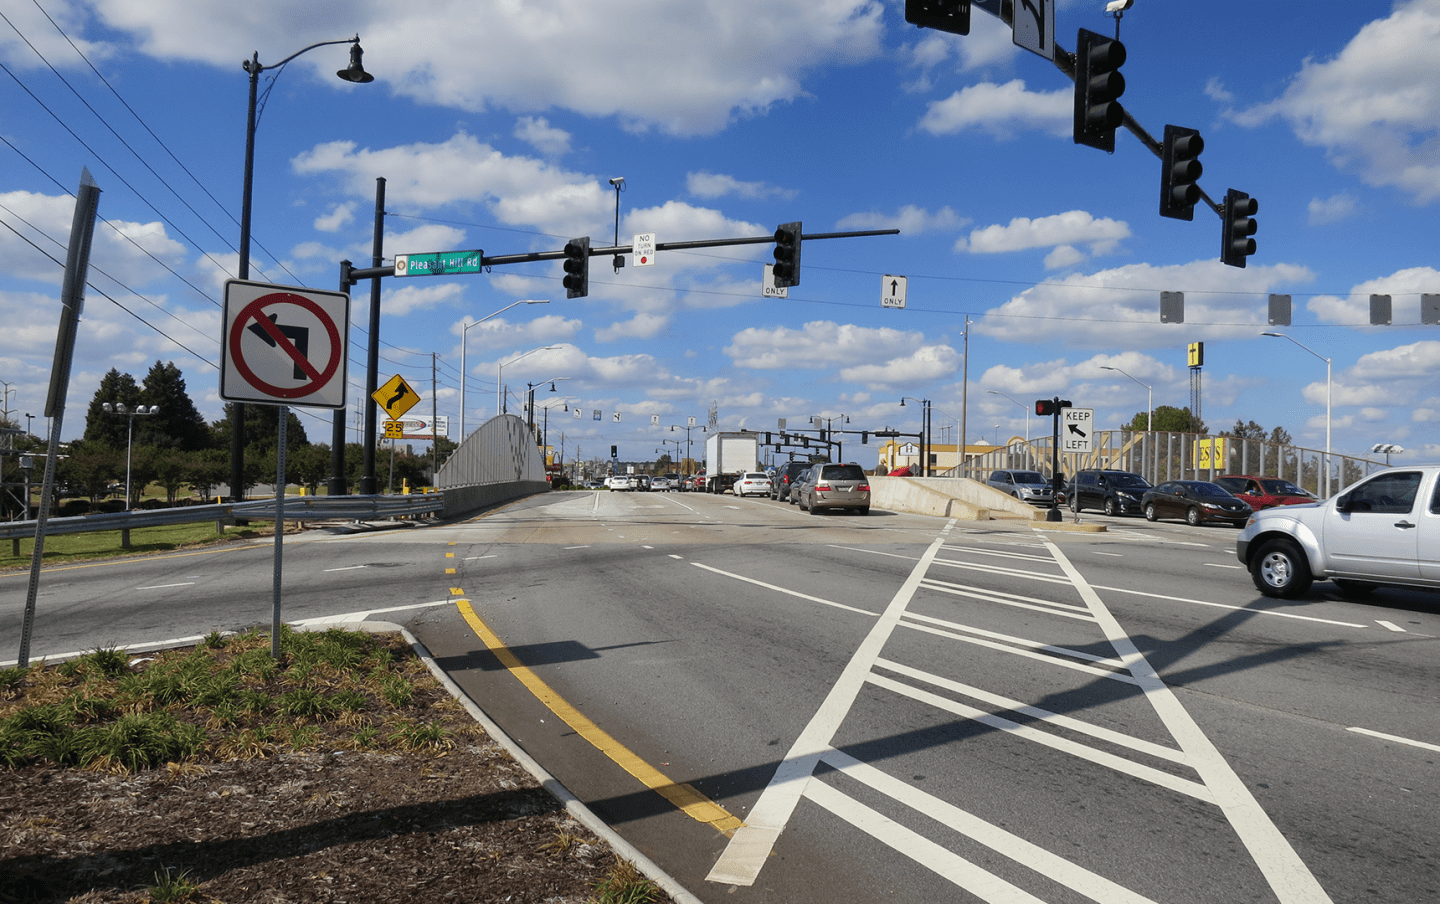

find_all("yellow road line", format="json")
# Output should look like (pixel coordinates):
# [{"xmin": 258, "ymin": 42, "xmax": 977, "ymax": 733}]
[{"xmin": 456, "ymin": 598, "xmax": 743, "ymax": 835}]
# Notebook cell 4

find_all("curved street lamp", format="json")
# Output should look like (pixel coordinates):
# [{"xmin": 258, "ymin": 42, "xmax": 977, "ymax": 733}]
[
  {"xmin": 1099, "ymin": 365, "xmax": 1153, "ymax": 482},
  {"xmin": 1262, "ymin": 332, "xmax": 1332, "ymax": 497},
  {"xmin": 232, "ymin": 36, "xmax": 373, "ymax": 501},
  {"xmin": 459, "ymin": 300, "xmax": 548, "ymax": 438},
  {"xmin": 986, "ymin": 390, "xmax": 1030, "ymax": 443},
  {"xmin": 496, "ymin": 346, "xmax": 559, "ymax": 415}
]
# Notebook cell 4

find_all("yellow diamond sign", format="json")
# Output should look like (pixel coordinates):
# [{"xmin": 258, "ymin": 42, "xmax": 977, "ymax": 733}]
[{"xmin": 372, "ymin": 374, "xmax": 419, "ymax": 419}]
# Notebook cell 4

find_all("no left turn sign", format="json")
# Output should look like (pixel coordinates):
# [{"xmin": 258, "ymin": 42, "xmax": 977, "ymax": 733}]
[{"xmin": 221, "ymin": 279, "xmax": 350, "ymax": 409}]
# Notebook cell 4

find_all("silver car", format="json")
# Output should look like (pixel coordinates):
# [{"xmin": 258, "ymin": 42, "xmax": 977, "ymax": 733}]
[
  {"xmin": 1237, "ymin": 466, "xmax": 1439, "ymax": 598},
  {"xmin": 985, "ymin": 469, "xmax": 1054, "ymax": 505},
  {"xmin": 799, "ymin": 462, "xmax": 871, "ymax": 515}
]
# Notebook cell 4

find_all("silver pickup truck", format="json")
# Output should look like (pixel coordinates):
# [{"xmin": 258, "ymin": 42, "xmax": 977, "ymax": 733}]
[{"xmin": 1237, "ymin": 465, "xmax": 1440, "ymax": 598}]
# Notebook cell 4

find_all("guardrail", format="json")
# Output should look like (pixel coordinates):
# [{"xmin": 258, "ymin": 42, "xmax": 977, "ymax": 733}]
[{"xmin": 0, "ymin": 493, "xmax": 444, "ymax": 543}]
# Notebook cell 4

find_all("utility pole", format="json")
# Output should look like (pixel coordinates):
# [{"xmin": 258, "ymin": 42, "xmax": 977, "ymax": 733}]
[{"xmin": 431, "ymin": 353, "xmax": 439, "ymax": 485}]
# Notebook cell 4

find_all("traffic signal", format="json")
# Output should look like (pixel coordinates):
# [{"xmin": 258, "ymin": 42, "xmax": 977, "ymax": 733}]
[
  {"xmin": 904, "ymin": 0, "xmax": 970, "ymax": 34},
  {"xmin": 610, "ymin": 445, "xmax": 617, "ymax": 458},
  {"xmin": 1036, "ymin": 399, "xmax": 1055, "ymax": 416},
  {"xmin": 772, "ymin": 221, "xmax": 801, "ymax": 288},
  {"xmin": 1160, "ymin": 125, "xmax": 1204, "ymax": 220},
  {"xmin": 1073, "ymin": 29, "xmax": 1126, "ymax": 153},
  {"xmin": 563, "ymin": 236, "xmax": 590, "ymax": 297},
  {"xmin": 861, "ymin": 431, "xmax": 869, "ymax": 444},
  {"xmin": 1221, "ymin": 189, "xmax": 1258, "ymax": 268}
]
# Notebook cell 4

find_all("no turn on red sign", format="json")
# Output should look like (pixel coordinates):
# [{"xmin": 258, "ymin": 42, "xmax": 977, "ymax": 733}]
[{"xmin": 220, "ymin": 279, "xmax": 350, "ymax": 409}]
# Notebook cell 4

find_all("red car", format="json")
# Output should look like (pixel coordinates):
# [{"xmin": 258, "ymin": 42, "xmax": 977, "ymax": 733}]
[{"xmin": 1212, "ymin": 475, "xmax": 1318, "ymax": 511}]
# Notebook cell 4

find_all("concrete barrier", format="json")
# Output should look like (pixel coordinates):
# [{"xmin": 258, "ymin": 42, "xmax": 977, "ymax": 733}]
[
  {"xmin": 440, "ymin": 481, "xmax": 550, "ymax": 519},
  {"xmin": 869, "ymin": 476, "xmax": 1047, "ymax": 521}
]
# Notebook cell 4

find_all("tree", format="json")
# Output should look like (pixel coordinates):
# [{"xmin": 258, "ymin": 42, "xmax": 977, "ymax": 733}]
[
  {"xmin": 1149, "ymin": 405, "xmax": 1206, "ymax": 434},
  {"xmin": 138, "ymin": 361, "xmax": 210, "ymax": 451},
  {"xmin": 152, "ymin": 447, "xmax": 191, "ymax": 505},
  {"xmin": 287, "ymin": 444, "xmax": 332, "ymax": 495},
  {"xmin": 82, "ymin": 369, "xmax": 142, "ymax": 447},
  {"xmin": 188, "ymin": 449, "xmax": 228, "ymax": 501},
  {"xmin": 59, "ymin": 441, "xmax": 120, "ymax": 502},
  {"xmin": 209, "ymin": 405, "xmax": 310, "ymax": 455}
]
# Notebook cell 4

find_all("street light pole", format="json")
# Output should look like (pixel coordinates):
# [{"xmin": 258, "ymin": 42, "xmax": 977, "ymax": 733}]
[
  {"xmin": 986, "ymin": 390, "xmax": 1030, "ymax": 443},
  {"xmin": 233, "ymin": 36, "xmax": 372, "ymax": 502},
  {"xmin": 101, "ymin": 403, "xmax": 159, "ymax": 508},
  {"xmin": 1262, "ymin": 332, "xmax": 1332, "ymax": 497},
  {"xmin": 459, "ymin": 300, "xmax": 548, "ymax": 438},
  {"xmin": 1099, "ymin": 365, "xmax": 1153, "ymax": 483},
  {"xmin": 496, "ymin": 346, "xmax": 558, "ymax": 416}
]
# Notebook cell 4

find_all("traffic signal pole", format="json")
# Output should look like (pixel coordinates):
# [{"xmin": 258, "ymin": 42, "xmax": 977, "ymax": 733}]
[{"xmin": 338, "ymin": 225, "xmax": 899, "ymax": 495}]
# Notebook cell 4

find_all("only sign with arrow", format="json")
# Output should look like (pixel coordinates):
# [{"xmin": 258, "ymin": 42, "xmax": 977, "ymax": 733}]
[{"xmin": 882, "ymin": 274, "xmax": 907, "ymax": 309}]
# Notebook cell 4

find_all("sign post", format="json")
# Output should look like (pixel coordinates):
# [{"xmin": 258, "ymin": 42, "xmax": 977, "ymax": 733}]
[{"xmin": 220, "ymin": 279, "xmax": 351, "ymax": 657}]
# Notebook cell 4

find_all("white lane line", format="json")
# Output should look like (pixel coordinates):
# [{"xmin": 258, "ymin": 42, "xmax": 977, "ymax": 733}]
[
  {"xmin": 867, "ymin": 672, "xmax": 1207, "ymax": 800},
  {"xmin": 1089, "ymin": 583, "xmax": 1368, "ymax": 628},
  {"xmin": 817, "ymin": 750, "xmax": 1163, "ymax": 904},
  {"xmin": 564, "ymin": 545, "xmax": 591, "ymax": 550},
  {"xmin": 1346, "ymin": 726, "xmax": 1440, "ymax": 753},
  {"xmin": 803, "ymin": 780, "xmax": 1049, "ymax": 904},
  {"xmin": 1375, "ymin": 620, "xmax": 1406, "ymax": 633},
  {"xmin": 1095, "ymin": 552, "xmax": 1125, "ymax": 557},
  {"xmin": 707, "ymin": 536, "xmax": 946, "ymax": 887},
  {"xmin": 873, "ymin": 658, "xmax": 1186, "ymax": 764},
  {"xmin": 897, "ymin": 619, "xmax": 1140, "ymax": 686},
  {"xmin": 464, "ymin": 555, "xmax": 497, "ymax": 560},
  {"xmin": 1039, "ymin": 534, "xmax": 1334, "ymax": 904},
  {"xmin": 690, "ymin": 563, "xmax": 877, "ymax": 618},
  {"xmin": 900, "ymin": 613, "xmax": 1132, "ymax": 672},
  {"xmin": 1203, "ymin": 563, "xmax": 1243, "ymax": 570},
  {"xmin": 668, "ymin": 554, "xmax": 684, "ymax": 560},
  {"xmin": 135, "ymin": 582, "xmax": 196, "ymax": 589},
  {"xmin": 322, "ymin": 566, "xmax": 367, "ymax": 573},
  {"xmin": 920, "ymin": 578, "xmax": 1095, "ymax": 622}
]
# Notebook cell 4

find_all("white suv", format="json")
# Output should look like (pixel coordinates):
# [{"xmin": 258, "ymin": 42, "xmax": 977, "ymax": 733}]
[{"xmin": 1237, "ymin": 465, "xmax": 1440, "ymax": 598}]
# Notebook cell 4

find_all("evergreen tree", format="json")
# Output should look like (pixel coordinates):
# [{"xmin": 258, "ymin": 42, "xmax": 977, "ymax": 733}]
[
  {"xmin": 137, "ymin": 361, "xmax": 210, "ymax": 451},
  {"xmin": 82, "ymin": 369, "xmax": 142, "ymax": 447}
]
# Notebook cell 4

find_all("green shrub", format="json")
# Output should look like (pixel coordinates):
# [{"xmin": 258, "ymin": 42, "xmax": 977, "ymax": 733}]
[
  {"xmin": 77, "ymin": 713, "xmax": 206, "ymax": 771},
  {"xmin": 277, "ymin": 687, "xmax": 332, "ymax": 720}
]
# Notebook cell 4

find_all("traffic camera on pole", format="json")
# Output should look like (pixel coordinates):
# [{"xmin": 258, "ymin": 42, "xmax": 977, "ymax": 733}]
[
  {"xmin": 904, "ymin": 0, "xmax": 970, "ymax": 34},
  {"xmin": 1221, "ymin": 190, "xmax": 1259, "ymax": 268},
  {"xmin": 772, "ymin": 221, "xmax": 801, "ymax": 288},
  {"xmin": 563, "ymin": 237, "xmax": 590, "ymax": 298},
  {"xmin": 1160, "ymin": 125, "xmax": 1204, "ymax": 220},
  {"xmin": 1073, "ymin": 29, "xmax": 1126, "ymax": 153}
]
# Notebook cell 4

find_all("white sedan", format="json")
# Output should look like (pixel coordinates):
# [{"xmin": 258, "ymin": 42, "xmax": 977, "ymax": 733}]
[{"xmin": 733, "ymin": 472, "xmax": 772, "ymax": 497}]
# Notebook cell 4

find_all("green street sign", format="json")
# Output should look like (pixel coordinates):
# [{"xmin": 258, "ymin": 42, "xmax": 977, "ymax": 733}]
[{"xmin": 393, "ymin": 250, "xmax": 484, "ymax": 277}]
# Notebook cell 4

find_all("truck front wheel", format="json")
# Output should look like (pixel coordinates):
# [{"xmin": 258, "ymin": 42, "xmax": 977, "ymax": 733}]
[{"xmin": 1250, "ymin": 539, "xmax": 1313, "ymax": 599}]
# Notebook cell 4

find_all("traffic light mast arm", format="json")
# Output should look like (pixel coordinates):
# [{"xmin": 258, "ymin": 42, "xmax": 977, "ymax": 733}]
[
  {"xmin": 342, "ymin": 228, "xmax": 900, "ymax": 284},
  {"xmin": 1054, "ymin": 44, "xmax": 1224, "ymax": 222}
]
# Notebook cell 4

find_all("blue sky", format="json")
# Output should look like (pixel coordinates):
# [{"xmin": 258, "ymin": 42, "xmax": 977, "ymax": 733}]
[{"xmin": 2, "ymin": 0, "xmax": 1438, "ymax": 470}]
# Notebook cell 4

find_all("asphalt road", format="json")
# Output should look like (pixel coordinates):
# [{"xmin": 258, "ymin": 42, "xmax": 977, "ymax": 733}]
[{"xmin": 4, "ymin": 490, "xmax": 1437, "ymax": 903}]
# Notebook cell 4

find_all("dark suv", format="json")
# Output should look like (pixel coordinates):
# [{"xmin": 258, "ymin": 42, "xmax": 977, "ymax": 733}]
[
  {"xmin": 771, "ymin": 460, "xmax": 820, "ymax": 501},
  {"xmin": 1065, "ymin": 469, "xmax": 1151, "ymax": 516}
]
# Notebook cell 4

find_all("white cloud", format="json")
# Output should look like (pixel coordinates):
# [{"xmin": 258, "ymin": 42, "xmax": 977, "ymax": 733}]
[
  {"xmin": 0, "ymin": 190, "xmax": 188, "ymax": 290},
  {"xmin": 514, "ymin": 116, "xmax": 571, "ymax": 156},
  {"xmin": 98, "ymin": 0, "xmax": 886, "ymax": 137},
  {"xmin": 976, "ymin": 259, "xmax": 1316, "ymax": 349},
  {"xmin": 838, "ymin": 345, "xmax": 961, "ymax": 390},
  {"xmin": 727, "ymin": 321, "xmax": 932, "ymax": 372},
  {"xmin": 686, "ymin": 172, "xmax": 795, "ymax": 200},
  {"xmin": 313, "ymin": 203, "xmax": 355, "ymax": 233},
  {"xmin": 836, "ymin": 205, "xmax": 965, "ymax": 235},
  {"xmin": 1307, "ymin": 193, "xmax": 1358, "ymax": 225},
  {"xmin": 1307, "ymin": 266, "xmax": 1440, "ymax": 324},
  {"xmin": 918, "ymin": 80, "xmax": 1070, "ymax": 139},
  {"xmin": 958, "ymin": 210, "xmax": 1130, "ymax": 266},
  {"xmin": 1232, "ymin": 0, "xmax": 1440, "ymax": 203}
]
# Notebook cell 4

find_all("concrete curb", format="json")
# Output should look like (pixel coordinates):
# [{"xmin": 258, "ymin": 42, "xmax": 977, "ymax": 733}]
[
  {"xmin": 357, "ymin": 621, "xmax": 707, "ymax": 904},
  {"xmin": 4, "ymin": 619, "xmax": 704, "ymax": 904}
]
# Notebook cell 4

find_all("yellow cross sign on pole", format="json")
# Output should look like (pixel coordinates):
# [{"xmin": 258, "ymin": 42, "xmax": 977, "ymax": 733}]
[{"xmin": 372, "ymin": 374, "xmax": 419, "ymax": 420}]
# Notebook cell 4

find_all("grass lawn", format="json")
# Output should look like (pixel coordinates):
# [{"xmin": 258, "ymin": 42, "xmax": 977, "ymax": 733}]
[{"xmin": 0, "ymin": 520, "xmax": 271, "ymax": 570}]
